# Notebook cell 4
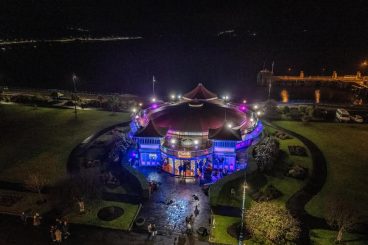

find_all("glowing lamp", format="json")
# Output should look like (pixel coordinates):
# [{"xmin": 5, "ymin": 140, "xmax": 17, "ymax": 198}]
[
  {"xmin": 170, "ymin": 94, "xmax": 176, "ymax": 100},
  {"xmin": 170, "ymin": 138, "xmax": 176, "ymax": 144},
  {"xmin": 256, "ymin": 111, "xmax": 261, "ymax": 116},
  {"xmin": 178, "ymin": 95, "xmax": 182, "ymax": 99},
  {"xmin": 132, "ymin": 108, "xmax": 137, "ymax": 113},
  {"xmin": 253, "ymin": 104, "xmax": 258, "ymax": 109},
  {"xmin": 250, "ymin": 117, "xmax": 254, "ymax": 122},
  {"xmin": 243, "ymin": 99, "xmax": 247, "ymax": 104},
  {"xmin": 227, "ymin": 123, "xmax": 233, "ymax": 128},
  {"xmin": 194, "ymin": 139, "xmax": 199, "ymax": 145},
  {"xmin": 151, "ymin": 97, "xmax": 156, "ymax": 102},
  {"xmin": 138, "ymin": 103, "xmax": 143, "ymax": 107}
]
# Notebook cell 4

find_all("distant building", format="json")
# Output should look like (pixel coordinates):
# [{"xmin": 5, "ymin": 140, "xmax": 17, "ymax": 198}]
[{"xmin": 130, "ymin": 84, "xmax": 263, "ymax": 177}]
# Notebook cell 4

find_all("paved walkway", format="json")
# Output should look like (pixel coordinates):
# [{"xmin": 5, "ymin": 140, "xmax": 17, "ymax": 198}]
[
  {"xmin": 0, "ymin": 213, "xmax": 209, "ymax": 245},
  {"xmin": 137, "ymin": 167, "xmax": 211, "ymax": 239}
]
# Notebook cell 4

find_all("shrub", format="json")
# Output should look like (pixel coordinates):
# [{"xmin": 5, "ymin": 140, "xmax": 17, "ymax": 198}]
[{"xmin": 246, "ymin": 202, "xmax": 300, "ymax": 244}]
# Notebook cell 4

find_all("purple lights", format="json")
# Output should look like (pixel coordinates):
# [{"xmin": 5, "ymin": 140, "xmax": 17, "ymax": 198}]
[
  {"xmin": 151, "ymin": 103, "xmax": 158, "ymax": 109},
  {"xmin": 238, "ymin": 104, "xmax": 249, "ymax": 112}
]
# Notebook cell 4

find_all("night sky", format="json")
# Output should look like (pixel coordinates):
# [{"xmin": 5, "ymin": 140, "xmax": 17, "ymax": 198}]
[{"xmin": 0, "ymin": 0, "xmax": 367, "ymax": 97}]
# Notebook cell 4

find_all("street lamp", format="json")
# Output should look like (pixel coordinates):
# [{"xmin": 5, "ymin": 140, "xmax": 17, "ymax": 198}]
[
  {"xmin": 72, "ymin": 73, "xmax": 78, "ymax": 119},
  {"xmin": 238, "ymin": 179, "xmax": 248, "ymax": 244},
  {"xmin": 170, "ymin": 94, "xmax": 176, "ymax": 100},
  {"xmin": 151, "ymin": 97, "xmax": 156, "ymax": 102}
]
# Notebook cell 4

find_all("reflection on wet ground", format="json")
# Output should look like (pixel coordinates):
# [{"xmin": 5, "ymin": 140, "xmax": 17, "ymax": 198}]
[{"xmin": 138, "ymin": 167, "xmax": 211, "ymax": 237}]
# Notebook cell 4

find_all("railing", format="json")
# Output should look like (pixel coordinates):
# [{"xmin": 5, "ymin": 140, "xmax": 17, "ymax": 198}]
[{"xmin": 160, "ymin": 145, "xmax": 213, "ymax": 158}]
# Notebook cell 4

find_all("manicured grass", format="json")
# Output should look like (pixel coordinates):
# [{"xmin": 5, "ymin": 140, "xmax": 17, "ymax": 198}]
[
  {"xmin": 210, "ymin": 215, "xmax": 240, "ymax": 244},
  {"xmin": 0, "ymin": 189, "xmax": 51, "ymax": 215},
  {"xmin": 0, "ymin": 104, "xmax": 130, "ymax": 184},
  {"xmin": 265, "ymin": 125, "xmax": 313, "ymax": 204},
  {"xmin": 212, "ymin": 126, "xmax": 313, "ymax": 209},
  {"xmin": 65, "ymin": 200, "xmax": 140, "ymax": 231},
  {"xmin": 310, "ymin": 229, "xmax": 368, "ymax": 245},
  {"xmin": 273, "ymin": 121, "xmax": 368, "ymax": 218}
]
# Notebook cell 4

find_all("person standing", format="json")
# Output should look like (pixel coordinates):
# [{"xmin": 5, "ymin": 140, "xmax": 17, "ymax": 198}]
[
  {"xmin": 194, "ymin": 205, "xmax": 199, "ymax": 217},
  {"xmin": 55, "ymin": 228, "xmax": 62, "ymax": 243},
  {"xmin": 147, "ymin": 223, "xmax": 152, "ymax": 240},
  {"xmin": 62, "ymin": 220, "xmax": 70, "ymax": 239},
  {"xmin": 20, "ymin": 212, "xmax": 27, "ymax": 225},
  {"xmin": 50, "ymin": 226, "xmax": 56, "ymax": 242},
  {"xmin": 151, "ymin": 224, "xmax": 157, "ymax": 239},
  {"xmin": 78, "ymin": 199, "xmax": 85, "ymax": 214},
  {"xmin": 33, "ymin": 213, "xmax": 41, "ymax": 226}
]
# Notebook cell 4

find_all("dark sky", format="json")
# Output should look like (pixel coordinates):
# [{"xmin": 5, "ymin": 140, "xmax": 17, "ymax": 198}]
[{"xmin": 0, "ymin": 1, "xmax": 368, "ymax": 97}]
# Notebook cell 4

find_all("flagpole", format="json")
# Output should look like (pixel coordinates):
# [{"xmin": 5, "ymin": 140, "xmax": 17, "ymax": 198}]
[
  {"xmin": 268, "ymin": 61, "xmax": 274, "ymax": 100},
  {"xmin": 152, "ymin": 76, "xmax": 156, "ymax": 97}
]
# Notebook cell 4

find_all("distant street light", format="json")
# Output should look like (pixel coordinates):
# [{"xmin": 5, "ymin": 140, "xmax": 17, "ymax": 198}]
[
  {"xmin": 138, "ymin": 102, "xmax": 143, "ymax": 107},
  {"xmin": 72, "ymin": 73, "xmax": 78, "ymax": 119},
  {"xmin": 178, "ymin": 94, "xmax": 182, "ymax": 99},
  {"xmin": 171, "ymin": 94, "xmax": 176, "ymax": 100},
  {"xmin": 227, "ymin": 122, "xmax": 233, "ymax": 128},
  {"xmin": 253, "ymin": 104, "xmax": 258, "ymax": 110},
  {"xmin": 132, "ymin": 108, "xmax": 137, "ymax": 113},
  {"xmin": 151, "ymin": 97, "xmax": 156, "ymax": 102}
]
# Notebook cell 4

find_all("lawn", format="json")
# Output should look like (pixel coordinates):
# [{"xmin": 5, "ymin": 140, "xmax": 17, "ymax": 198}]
[
  {"xmin": 273, "ymin": 121, "xmax": 368, "ymax": 218},
  {"xmin": 64, "ymin": 200, "xmax": 140, "ymax": 231},
  {"xmin": 212, "ymin": 126, "xmax": 313, "ymax": 209},
  {"xmin": 0, "ymin": 189, "xmax": 51, "ymax": 215},
  {"xmin": 265, "ymin": 125, "xmax": 313, "ymax": 204},
  {"xmin": 210, "ymin": 215, "xmax": 240, "ymax": 244},
  {"xmin": 310, "ymin": 229, "xmax": 368, "ymax": 245},
  {"xmin": 0, "ymin": 104, "xmax": 130, "ymax": 184}
]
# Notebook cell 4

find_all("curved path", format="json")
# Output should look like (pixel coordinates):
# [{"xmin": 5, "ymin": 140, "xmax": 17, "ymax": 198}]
[
  {"xmin": 266, "ymin": 122, "xmax": 328, "ymax": 244},
  {"xmin": 66, "ymin": 120, "xmax": 131, "ymax": 174}
]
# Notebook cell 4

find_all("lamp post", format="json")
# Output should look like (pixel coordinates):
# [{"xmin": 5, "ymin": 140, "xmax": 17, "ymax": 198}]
[
  {"xmin": 238, "ymin": 173, "xmax": 247, "ymax": 244},
  {"xmin": 72, "ymin": 73, "xmax": 78, "ymax": 119}
]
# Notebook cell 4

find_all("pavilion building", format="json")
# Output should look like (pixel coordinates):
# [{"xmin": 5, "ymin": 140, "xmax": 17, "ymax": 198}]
[{"xmin": 130, "ymin": 84, "xmax": 263, "ymax": 177}]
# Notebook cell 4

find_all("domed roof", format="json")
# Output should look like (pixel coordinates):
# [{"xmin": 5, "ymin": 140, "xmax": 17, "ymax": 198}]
[{"xmin": 149, "ymin": 101, "xmax": 248, "ymax": 132}]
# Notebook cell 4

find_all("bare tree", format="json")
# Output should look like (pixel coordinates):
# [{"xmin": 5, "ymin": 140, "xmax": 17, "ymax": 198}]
[
  {"xmin": 97, "ymin": 95, "xmax": 104, "ymax": 108},
  {"xmin": 254, "ymin": 136, "xmax": 280, "ymax": 172},
  {"xmin": 325, "ymin": 194, "xmax": 361, "ymax": 243},
  {"xmin": 25, "ymin": 173, "xmax": 48, "ymax": 202},
  {"xmin": 108, "ymin": 95, "xmax": 120, "ymax": 113},
  {"xmin": 246, "ymin": 202, "xmax": 300, "ymax": 244}
]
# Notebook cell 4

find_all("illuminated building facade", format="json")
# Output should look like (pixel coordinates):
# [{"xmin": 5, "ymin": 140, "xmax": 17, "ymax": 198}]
[{"xmin": 130, "ymin": 84, "xmax": 263, "ymax": 177}]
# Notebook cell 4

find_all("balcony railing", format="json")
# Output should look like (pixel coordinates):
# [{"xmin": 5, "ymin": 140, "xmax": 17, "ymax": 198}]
[{"xmin": 160, "ymin": 145, "xmax": 213, "ymax": 158}]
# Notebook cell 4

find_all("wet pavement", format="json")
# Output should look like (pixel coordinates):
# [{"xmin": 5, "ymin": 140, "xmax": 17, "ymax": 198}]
[{"xmin": 137, "ymin": 167, "xmax": 211, "ymax": 239}]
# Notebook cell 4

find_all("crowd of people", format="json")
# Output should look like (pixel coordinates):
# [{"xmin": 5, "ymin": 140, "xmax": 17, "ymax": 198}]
[
  {"xmin": 20, "ymin": 212, "xmax": 70, "ymax": 243},
  {"xmin": 49, "ymin": 219, "xmax": 70, "ymax": 243}
]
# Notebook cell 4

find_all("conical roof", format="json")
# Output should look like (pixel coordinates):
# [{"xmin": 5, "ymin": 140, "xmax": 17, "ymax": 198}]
[
  {"xmin": 182, "ymin": 83, "xmax": 218, "ymax": 100},
  {"xmin": 134, "ymin": 120, "xmax": 167, "ymax": 137},
  {"xmin": 208, "ymin": 125, "xmax": 242, "ymax": 141}
]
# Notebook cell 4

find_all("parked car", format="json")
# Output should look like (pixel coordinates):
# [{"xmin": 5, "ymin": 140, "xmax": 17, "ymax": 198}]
[
  {"xmin": 336, "ymin": 108, "xmax": 350, "ymax": 122},
  {"xmin": 350, "ymin": 114, "xmax": 364, "ymax": 123}
]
